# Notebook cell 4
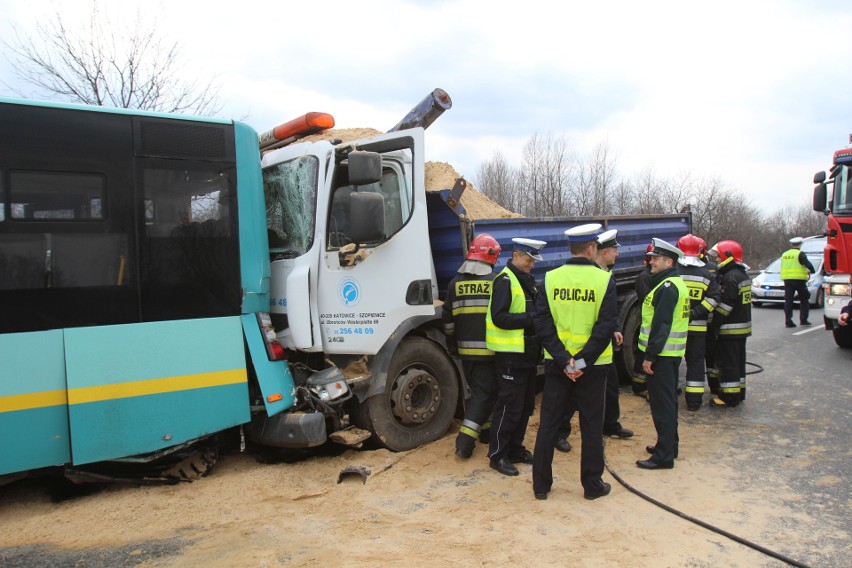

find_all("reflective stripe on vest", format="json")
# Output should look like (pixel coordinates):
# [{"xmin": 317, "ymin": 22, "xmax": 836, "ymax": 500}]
[
  {"xmin": 780, "ymin": 249, "xmax": 808, "ymax": 280},
  {"xmin": 542, "ymin": 264, "xmax": 613, "ymax": 365},
  {"xmin": 638, "ymin": 276, "xmax": 690, "ymax": 357},
  {"xmin": 485, "ymin": 268, "xmax": 526, "ymax": 353}
]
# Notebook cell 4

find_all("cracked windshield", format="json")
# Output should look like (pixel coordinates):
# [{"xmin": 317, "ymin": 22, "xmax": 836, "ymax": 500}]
[{"xmin": 263, "ymin": 156, "xmax": 318, "ymax": 256}]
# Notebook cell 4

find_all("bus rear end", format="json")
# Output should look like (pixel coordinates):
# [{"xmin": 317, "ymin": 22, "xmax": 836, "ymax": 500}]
[{"xmin": 0, "ymin": 98, "xmax": 294, "ymax": 483}]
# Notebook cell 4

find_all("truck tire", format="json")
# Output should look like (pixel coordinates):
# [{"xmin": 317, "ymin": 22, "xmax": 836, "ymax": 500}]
[
  {"xmin": 616, "ymin": 302, "xmax": 641, "ymax": 383},
  {"xmin": 832, "ymin": 324, "xmax": 852, "ymax": 348},
  {"xmin": 363, "ymin": 336, "xmax": 459, "ymax": 451}
]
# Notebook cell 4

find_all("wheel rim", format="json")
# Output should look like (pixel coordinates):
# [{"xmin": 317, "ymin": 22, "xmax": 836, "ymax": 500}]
[{"xmin": 389, "ymin": 367, "xmax": 441, "ymax": 425}]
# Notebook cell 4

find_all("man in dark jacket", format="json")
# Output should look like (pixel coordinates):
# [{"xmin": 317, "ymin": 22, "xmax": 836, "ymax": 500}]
[
  {"xmin": 780, "ymin": 236, "xmax": 816, "ymax": 328},
  {"xmin": 532, "ymin": 223, "xmax": 618, "ymax": 500},
  {"xmin": 442, "ymin": 234, "xmax": 502, "ymax": 459},
  {"xmin": 676, "ymin": 234, "xmax": 721, "ymax": 411},
  {"xmin": 637, "ymin": 238, "xmax": 690, "ymax": 470},
  {"xmin": 710, "ymin": 240, "xmax": 752, "ymax": 407},
  {"xmin": 485, "ymin": 238, "xmax": 546, "ymax": 477},
  {"xmin": 553, "ymin": 229, "xmax": 632, "ymax": 453}
]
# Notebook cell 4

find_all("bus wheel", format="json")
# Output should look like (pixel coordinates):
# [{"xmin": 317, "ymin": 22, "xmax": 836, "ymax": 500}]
[
  {"xmin": 163, "ymin": 447, "xmax": 218, "ymax": 481},
  {"xmin": 364, "ymin": 336, "xmax": 458, "ymax": 451}
]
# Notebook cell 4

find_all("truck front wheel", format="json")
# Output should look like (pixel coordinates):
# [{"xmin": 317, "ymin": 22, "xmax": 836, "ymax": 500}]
[
  {"xmin": 832, "ymin": 324, "xmax": 852, "ymax": 348},
  {"xmin": 364, "ymin": 336, "xmax": 459, "ymax": 451}
]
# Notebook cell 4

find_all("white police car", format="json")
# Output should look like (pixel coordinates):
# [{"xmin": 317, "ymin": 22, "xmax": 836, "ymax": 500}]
[{"xmin": 751, "ymin": 236, "xmax": 826, "ymax": 308}]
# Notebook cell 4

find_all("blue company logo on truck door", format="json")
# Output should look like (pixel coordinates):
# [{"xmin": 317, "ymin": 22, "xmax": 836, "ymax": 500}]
[{"xmin": 339, "ymin": 278, "xmax": 360, "ymax": 307}]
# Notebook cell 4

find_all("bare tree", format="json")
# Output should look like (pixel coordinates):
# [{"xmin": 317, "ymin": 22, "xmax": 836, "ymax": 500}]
[
  {"xmin": 475, "ymin": 151, "xmax": 521, "ymax": 214},
  {"xmin": 3, "ymin": 2, "xmax": 221, "ymax": 115},
  {"xmin": 574, "ymin": 141, "xmax": 618, "ymax": 216}
]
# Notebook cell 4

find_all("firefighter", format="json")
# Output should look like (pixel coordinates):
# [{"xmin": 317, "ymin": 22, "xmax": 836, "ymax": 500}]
[
  {"xmin": 486, "ymin": 237, "xmax": 546, "ymax": 477},
  {"xmin": 532, "ymin": 223, "xmax": 617, "ymax": 500},
  {"xmin": 704, "ymin": 242, "xmax": 721, "ymax": 397},
  {"xmin": 709, "ymin": 240, "xmax": 752, "ymax": 407},
  {"xmin": 631, "ymin": 244, "xmax": 654, "ymax": 398},
  {"xmin": 442, "ymin": 233, "xmax": 502, "ymax": 459},
  {"xmin": 676, "ymin": 234, "xmax": 721, "ymax": 411},
  {"xmin": 636, "ymin": 238, "xmax": 690, "ymax": 470},
  {"xmin": 781, "ymin": 236, "xmax": 816, "ymax": 328}
]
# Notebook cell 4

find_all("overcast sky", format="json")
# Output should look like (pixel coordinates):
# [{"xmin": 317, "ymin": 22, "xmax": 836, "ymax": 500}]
[{"xmin": 2, "ymin": 0, "xmax": 850, "ymax": 213}]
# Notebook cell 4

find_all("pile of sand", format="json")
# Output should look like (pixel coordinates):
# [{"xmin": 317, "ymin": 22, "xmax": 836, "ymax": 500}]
[{"xmin": 298, "ymin": 128, "xmax": 520, "ymax": 220}]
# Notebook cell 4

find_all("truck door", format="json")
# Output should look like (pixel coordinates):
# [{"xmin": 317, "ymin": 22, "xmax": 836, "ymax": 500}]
[{"xmin": 317, "ymin": 129, "xmax": 434, "ymax": 354}]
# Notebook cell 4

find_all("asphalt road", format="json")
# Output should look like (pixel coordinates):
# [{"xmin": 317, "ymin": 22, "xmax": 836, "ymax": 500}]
[{"xmin": 709, "ymin": 302, "xmax": 852, "ymax": 567}]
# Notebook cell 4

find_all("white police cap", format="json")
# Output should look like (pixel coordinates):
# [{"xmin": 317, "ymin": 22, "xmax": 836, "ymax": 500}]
[
  {"xmin": 512, "ymin": 237, "xmax": 546, "ymax": 261},
  {"xmin": 647, "ymin": 238, "xmax": 683, "ymax": 260},
  {"xmin": 596, "ymin": 229, "xmax": 619, "ymax": 249},
  {"xmin": 789, "ymin": 237, "xmax": 803, "ymax": 245},
  {"xmin": 564, "ymin": 223, "xmax": 603, "ymax": 243}
]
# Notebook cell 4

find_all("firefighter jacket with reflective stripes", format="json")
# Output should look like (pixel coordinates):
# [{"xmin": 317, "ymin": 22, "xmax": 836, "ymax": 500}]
[
  {"xmin": 535, "ymin": 257, "xmax": 618, "ymax": 370},
  {"xmin": 712, "ymin": 262, "xmax": 752, "ymax": 338},
  {"xmin": 639, "ymin": 267, "xmax": 690, "ymax": 361},
  {"xmin": 442, "ymin": 270, "xmax": 497, "ymax": 360},
  {"xmin": 486, "ymin": 262, "xmax": 540, "ymax": 367},
  {"xmin": 677, "ymin": 263, "xmax": 721, "ymax": 333},
  {"xmin": 780, "ymin": 248, "xmax": 814, "ymax": 281},
  {"xmin": 538, "ymin": 260, "xmax": 616, "ymax": 366}
]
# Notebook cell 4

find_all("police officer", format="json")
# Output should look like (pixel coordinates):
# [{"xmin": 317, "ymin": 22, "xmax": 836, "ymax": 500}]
[
  {"xmin": 636, "ymin": 238, "xmax": 690, "ymax": 470},
  {"xmin": 710, "ymin": 240, "xmax": 752, "ymax": 407},
  {"xmin": 676, "ymin": 234, "xmax": 721, "ymax": 411},
  {"xmin": 486, "ymin": 237, "xmax": 546, "ymax": 477},
  {"xmin": 442, "ymin": 233, "xmax": 502, "ymax": 459},
  {"xmin": 553, "ymin": 229, "xmax": 632, "ymax": 453},
  {"xmin": 631, "ymin": 245, "xmax": 654, "ymax": 398},
  {"xmin": 781, "ymin": 236, "xmax": 816, "ymax": 328},
  {"xmin": 532, "ymin": 223, "xmax": 617, "ymax": 500}
]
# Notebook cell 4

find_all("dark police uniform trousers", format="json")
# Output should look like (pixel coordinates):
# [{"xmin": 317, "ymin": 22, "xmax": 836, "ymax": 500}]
[
  {"xmin": 488, "ymin": 357, "xmax": 537, "ymax": 463},
  {"xmin": 533, "ymin": 363, "xmax": 607, "ymax": 495},
  {"xmin": 647, "ymin": 356, "xmax": 681, "ymax": 463},
  {"xmin": 556, "ymin": 362, "xmax": 621, "ymax": 438}
]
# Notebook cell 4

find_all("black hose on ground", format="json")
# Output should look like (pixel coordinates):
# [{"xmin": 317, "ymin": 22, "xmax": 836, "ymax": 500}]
[
  {"xmin": 604, "ymin": 422, "xmax": 811, "ymax": 568},
  {"xmin": 745, "ymin": 361, "xmax": 764, "ymax": 375}
]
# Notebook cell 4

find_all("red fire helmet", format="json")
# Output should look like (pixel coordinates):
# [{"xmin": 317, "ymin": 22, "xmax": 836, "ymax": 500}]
[{"xmin": 467, "ymin": 233, "xmax": 501, "ymax": 265}]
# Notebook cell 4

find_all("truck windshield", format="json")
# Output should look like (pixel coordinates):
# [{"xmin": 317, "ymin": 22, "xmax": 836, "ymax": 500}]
[
  {"xmin": 832, "ymin": 165, "xmax": 852, "ymax": 215},
  {"xmin": 263, "ymin": 156, "xmax": 319, "ymax": 256}
]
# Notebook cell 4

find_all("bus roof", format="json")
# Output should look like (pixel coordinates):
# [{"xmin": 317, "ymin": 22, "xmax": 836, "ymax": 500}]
[{"xmin": 0, "ymin": 96, "xmax": 235, "ymax": 126}]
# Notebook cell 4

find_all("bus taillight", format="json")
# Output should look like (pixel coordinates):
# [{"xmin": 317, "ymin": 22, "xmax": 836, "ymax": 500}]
[{"xmin": 257, "ymin": 312, "xmax": 287, "ymax": 361}]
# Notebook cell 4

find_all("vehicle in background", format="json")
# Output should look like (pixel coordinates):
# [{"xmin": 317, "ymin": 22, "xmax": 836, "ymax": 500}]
[
  {"xmin": 813, "ymin": 140, "xmax": 852, "ymax": 347},
  {"xmin": 751, "ymin": 236, "xmax": 826, "ymax": 308}
]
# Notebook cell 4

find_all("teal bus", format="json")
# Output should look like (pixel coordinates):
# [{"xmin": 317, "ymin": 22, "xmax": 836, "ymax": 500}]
[{"xmin": 0, "ymin": 97, "xmax": 297, "ymax": 485}]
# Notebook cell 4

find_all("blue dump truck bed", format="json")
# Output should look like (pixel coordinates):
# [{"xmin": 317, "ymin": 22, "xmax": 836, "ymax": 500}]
[{"xmin": 426, "ymin": 189, "xmax": 692, "ymax": 296}]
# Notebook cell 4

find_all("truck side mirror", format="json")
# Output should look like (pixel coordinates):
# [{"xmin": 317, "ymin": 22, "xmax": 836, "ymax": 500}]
[
  {"xmin": 813, "ymin": 183, "xmax": 828, "ymax": 213},
  {"xmin": 350, "ymin": 192, "xmax": 385, "ymax": 243},
  {"xmin": 348, "ymin": 151, "xmax": 382, "ymax": 185},
  {"xmin": 813, "ymin": 171, "xmax": 826, "ymax": 184}
]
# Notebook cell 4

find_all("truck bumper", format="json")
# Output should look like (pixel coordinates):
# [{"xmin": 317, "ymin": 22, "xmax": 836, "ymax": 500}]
[{"xmin": 246, "ymin": 411, "xmax": 327, "ymax": 448}]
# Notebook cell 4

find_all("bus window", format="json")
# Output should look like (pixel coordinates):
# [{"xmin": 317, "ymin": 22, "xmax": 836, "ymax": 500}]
[
  {"xmin": 10, "ymin": 171, "xmax": 105, "ymax": 220},
  {"xmin": 138, "ymin": 163, "xmax": 240, "ymax": 321},
  {"xmin": 1, "ymin": 171, "xmax": 128, "ymax": 291}
]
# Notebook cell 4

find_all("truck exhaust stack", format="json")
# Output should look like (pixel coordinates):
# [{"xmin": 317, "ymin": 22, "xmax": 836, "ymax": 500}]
[{"xmin": 387, "ymin": 88, "xmax": 452, "ymax": 133}]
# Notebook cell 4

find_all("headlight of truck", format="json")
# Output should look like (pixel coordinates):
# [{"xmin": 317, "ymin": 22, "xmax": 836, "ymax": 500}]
[
  {"xmin": 751, "ymin": 278, "xmax": 761, "ymax": 288},
  {"xmin": 829, "ymin": 283, "xmax": 851, "ymax": 296}
]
